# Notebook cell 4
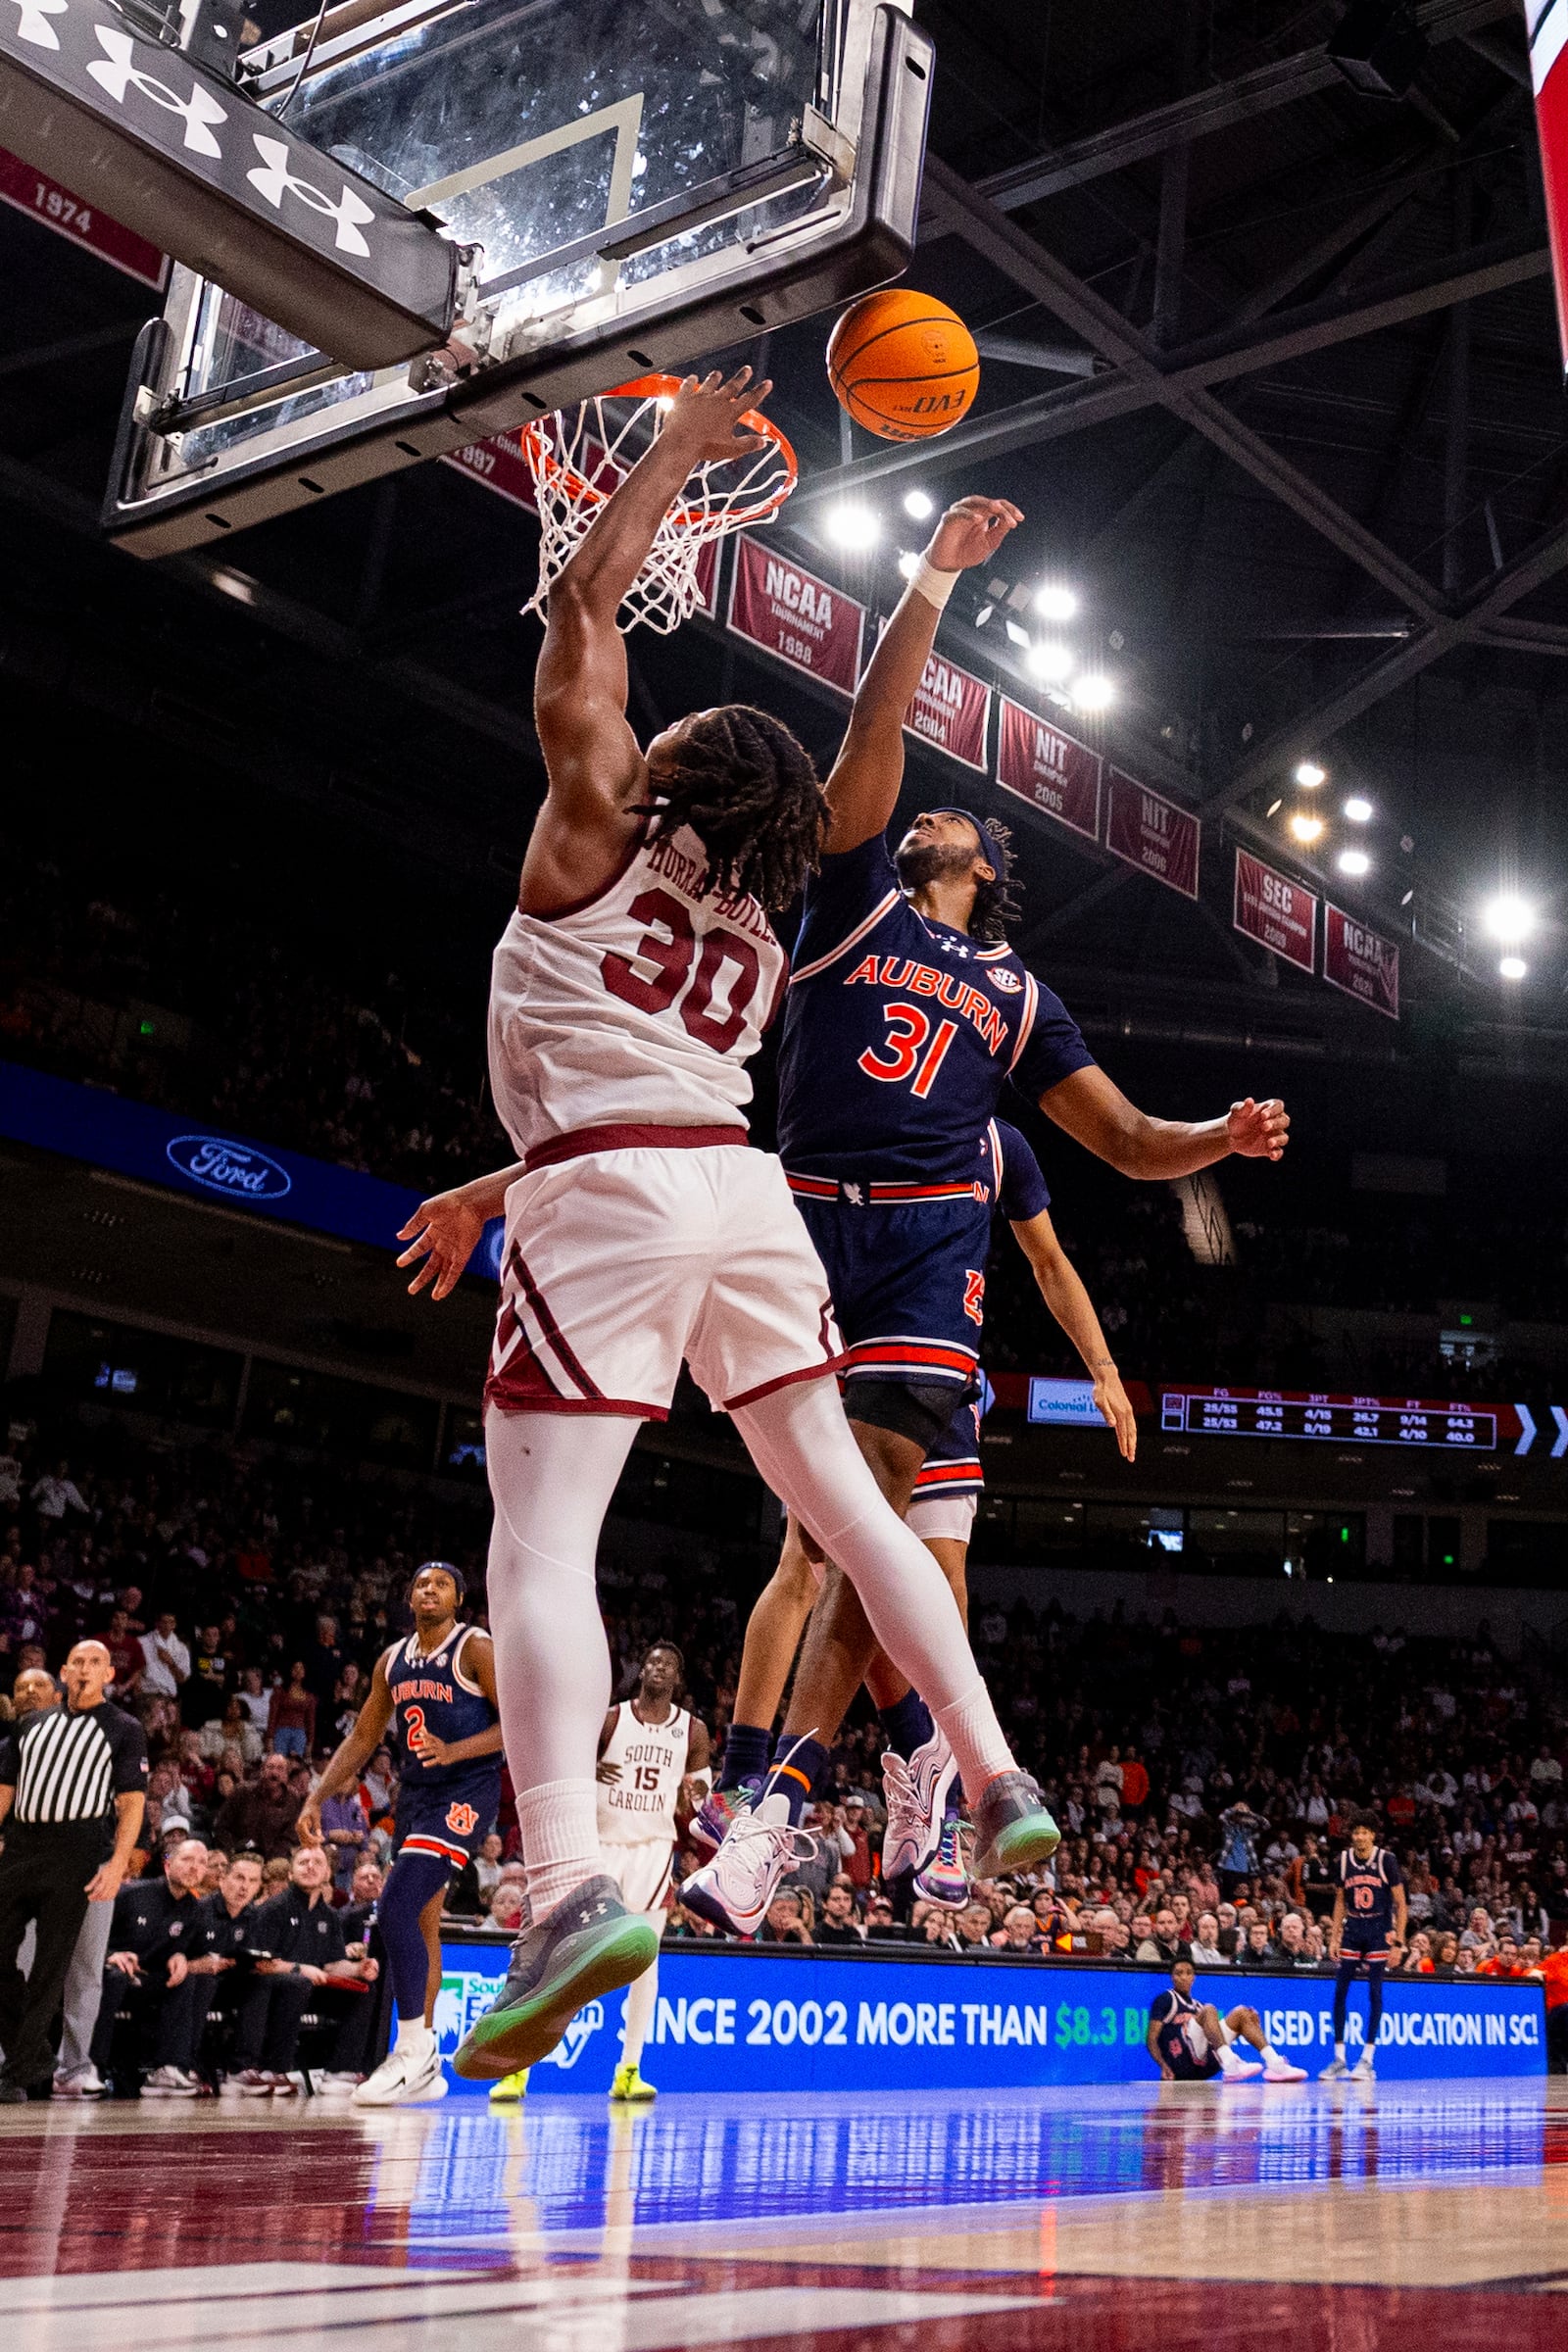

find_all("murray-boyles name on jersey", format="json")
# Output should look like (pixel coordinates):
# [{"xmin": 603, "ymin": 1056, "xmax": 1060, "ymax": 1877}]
[{"xmin": 777, "ymin": 830, "xmax": 1095, "ymax": 1184}]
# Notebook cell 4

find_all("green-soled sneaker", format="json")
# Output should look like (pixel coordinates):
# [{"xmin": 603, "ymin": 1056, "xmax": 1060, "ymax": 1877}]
[
  {"xmin": 971, "ymin": 1772, "xmax": 1061, "ymax": 1880},
  {"xmin": 454, "ymin": 1876, "xmax": 658, "ymax": 2080}
]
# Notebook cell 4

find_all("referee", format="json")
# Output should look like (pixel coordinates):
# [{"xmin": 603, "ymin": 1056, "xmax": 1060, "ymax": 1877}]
[{"xmin": 0, "ymin": 1639, "xmax": 147, "ymax": 2101}]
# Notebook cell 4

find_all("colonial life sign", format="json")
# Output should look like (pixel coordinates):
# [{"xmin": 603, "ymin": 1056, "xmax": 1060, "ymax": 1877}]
[
  {"xmin": 1104, "ymin": 769, "xmax": 1200, "ymax": 898},
  {"xmin": 1324, "ymin": 903, "xmax": 1399, "ymax": 1019},
  {"xmin": 1234, "ymin": 847, "xmax": 1316, "ymax": 972},
  {"xmin": 995, "ymin": 699, "xmax": 1102, "ymax": 840},
  {"xmin": 727, "ymin": 536, "xmax": 864, "ymax": 695}
]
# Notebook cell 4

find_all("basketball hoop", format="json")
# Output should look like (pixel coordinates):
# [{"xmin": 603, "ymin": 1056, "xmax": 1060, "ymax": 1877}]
[{"xmin": 520, "ymin": 374, "xmax": 798, "ymax": 635}]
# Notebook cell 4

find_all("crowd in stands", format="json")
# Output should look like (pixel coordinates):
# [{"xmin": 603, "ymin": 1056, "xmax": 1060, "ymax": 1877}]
[
  {"xmin": 6, "ymin": 1415, "xmax": 1568, "ymax": 2023},
  {"xmin": 4, "ymin": 821, "xmax": 1567, "ymax": 1407}
]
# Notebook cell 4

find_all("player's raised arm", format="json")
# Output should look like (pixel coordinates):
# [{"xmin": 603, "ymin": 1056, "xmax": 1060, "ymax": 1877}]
[
  {"xmin": 523, "ymin": 369, "xmax": 772, "ymax": 909},
  {"xmin": 821, "ymin": 497, "xmax": 1020, "ymax": 853},
  {"xmin": 1009, "ymin": 1205, "xmax": 1136, "ymax": 1462},
  {"xmin": 1036, "ymin": 1066, "xmax": 1289, "ymax": 1181}
]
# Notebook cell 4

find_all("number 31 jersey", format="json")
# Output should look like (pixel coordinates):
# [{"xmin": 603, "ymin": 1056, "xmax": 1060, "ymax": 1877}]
[
  {"xmin": 777, "ymin": 830, "xmax": 1095, "ymax": 1184},
  {"xmin": 489, "ymin": 818, "xmax": 787, "ymax": 1162}
]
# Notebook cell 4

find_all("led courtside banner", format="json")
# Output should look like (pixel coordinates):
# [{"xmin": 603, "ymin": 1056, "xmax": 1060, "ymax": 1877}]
[{"xmin": 434, "ymin": 1942, "xmax": 1544, "ymax": 2097}]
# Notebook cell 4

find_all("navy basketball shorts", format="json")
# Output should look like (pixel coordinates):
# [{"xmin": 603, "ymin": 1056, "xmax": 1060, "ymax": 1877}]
[
  {"xmin": 793, "ymin": 1189, "xmax": 992, "ymax": 1449},
  {"xmin": 393, "ymin": 1777, "xmax": 499, "ymax": 1872},
  {"xmin": 1339, "ymin": 1929, "xmax": 1393, "ymax": 1967}
]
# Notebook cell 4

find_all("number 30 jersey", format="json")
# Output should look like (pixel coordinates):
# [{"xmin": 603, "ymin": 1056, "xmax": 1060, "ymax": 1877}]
[
  {"xmin": 777, "ymin": 831, "xmax": 1095, "ymax": 1185},
  {"xmin": 489, "ymin": 818, "xmax": 787, "ymax": 1162}
]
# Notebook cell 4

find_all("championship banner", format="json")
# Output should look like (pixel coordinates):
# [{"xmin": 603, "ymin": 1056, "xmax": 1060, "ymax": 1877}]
[
  {"xmin": 995, "ymin": 698, "xmax": 1101, "ymax": 840},
  {"xmin": 1324, "ymin": 903, "xmax": 1399, "ymax": 1020},
  {"xmin": 727, "ymin": 535, "xmax": 864, "ymax": 695},
  {"xmin": 442, "ymin": 433, "xmax": 537, "ymax": 511},
  {"xmin": 0, "ymin": 144, "xmax": 165, "ymax": 285},
  {"xmin": 876, "ymin": 621, "xmax": 989, "ymax": 769},
  {"xmin": 1234, "ymin": 847, "xmax": 1316, "ymax": 971},
  {"xmin": 1104, "ymin": 769, "xmax": 1200, "ymax": 898},
  {"xmin": 1528, "ymin": 0, "xmax": 1568, "ymax": 374}
]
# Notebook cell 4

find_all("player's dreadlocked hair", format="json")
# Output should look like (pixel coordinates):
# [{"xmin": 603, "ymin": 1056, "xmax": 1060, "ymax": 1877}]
[
  {"xmin": 969, "ymin": 815, "xmax": 1023, "ymax": 942},
  {"xmin": 642, "ymin": 705, "xmax": 826, "ymax": 908}
]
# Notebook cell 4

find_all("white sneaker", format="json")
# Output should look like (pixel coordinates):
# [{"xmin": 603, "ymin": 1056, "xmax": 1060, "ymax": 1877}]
[
  {"xmin": 1349, "ymin": 2052, "xmax": 1376, "ymax": 2081},
  {"xmin": 880, "ymin": 1728, "xmax": 958, "ymax": 1881},
  {"xmin": 1218, "ymin": 2054, "xmax": 1264, "ymax": 2081},
  {"xmin": 52, "ymin": 2066, "xmax": 105, "ymax": 2099},
  {"xmin": 1262, "ymin": 2058, "xmax": 1308, "ymax": 2082},
  {"xmin": 314, "ymin": 2072, "xmax": 365, "ymax": 2095},
  {"xmin": 226, "ymin": 2069, "xmax": 276, "ymax": 2097},
  {"xmin": 352, "ymin": 2038, "xmax": 447, "ymax": 2107},
  {"xmin": 679, "ymin": 1793, "xmax": 819, "ymax": 1937},
  {"xmin": 1318, "ymin": 2056, "xmax": 1348, "ymax": 2081},
  {"xmin": 142, "ymin": 2065, "xmax": 201, "ymax": 2098}
]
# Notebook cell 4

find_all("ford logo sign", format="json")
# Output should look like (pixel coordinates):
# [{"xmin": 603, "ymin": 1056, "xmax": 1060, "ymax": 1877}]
[{"xmin": 166, "ymin": 1134, "xmax": 293, "ymax": 1201}]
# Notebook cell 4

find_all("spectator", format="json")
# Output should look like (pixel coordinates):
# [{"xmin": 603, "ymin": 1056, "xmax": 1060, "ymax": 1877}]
[
  {"xmin": 759, "ymin": 1889, "xmax": 812, "ymax": 1946},
  {"xmin": 30, "ymin": 1463, "xmax": 88, "ymax": 1525},
  {"xmin": 473, "ymin": 1834, "xmax": 504, "ymax": 1907},
  {"xmin": 864, "ymin": 1894, "xmax": 902, "ymax": 1942},
  {"xmin": 268, "ymin": 1663, "xmax": 317, "ymax": 1760},
  {"xmin": 993, "ymin": 1906, "xmax": 1041, "ymax": 1953},
  {"xmin": 1136, "ymin": 1907, "xmax": 1191, "ymax": 1967},
  {"xmin": 1189, "ymin": 1912, "xmax": 1227, "ymax": 1967},
  {"xmin": 815, "ymin": 1882, "xmax": 865, "ymax": 1945},
  {"xmin": 488, "ymin": 1881, "xmax": 526, "ymax": 1934},
  {"xmin": 182, "ymin": 1627, "xmax": 229, "ymax": 1730},
  {"xmin": 214, "ymin": 1751, "xmax": 302, "ymax": 1860},
  {"xmin": 138, "ymin": 1614, "xmax": 190, "ymax": 1705},
  {"xmin": 235, "ymin": 1669, "xmax": 270, "ymax": 1742},
  {"xmin": 318, "ymin": 1783, "xmax": 369, "ymax": 1895}
]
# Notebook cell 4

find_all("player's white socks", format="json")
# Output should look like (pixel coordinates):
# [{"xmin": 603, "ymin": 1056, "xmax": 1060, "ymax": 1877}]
[
  {"xmin": 621, "ymin": 1951, "xmax": 658, "ymax": 2070},
  {"xmin": 517, "ymin": 1779, "xmax": 602, "ymax": 1920},
  {"xmin": 732, "ymin": 1380, "xmax": 1018, "ymax": 1792},
  {"xmin": 394, "ymin": 2016, "xmax": 434, "ymax": 2054}
]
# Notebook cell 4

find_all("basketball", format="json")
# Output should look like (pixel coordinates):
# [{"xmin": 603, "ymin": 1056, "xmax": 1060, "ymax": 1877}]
[{"xmin": 826, "ymin": 289, "xmax": 980, "ymax": 441}]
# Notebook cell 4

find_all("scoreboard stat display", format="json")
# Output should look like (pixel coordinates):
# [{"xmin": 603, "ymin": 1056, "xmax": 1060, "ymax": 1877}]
[{"xmin": 1157, "ymin": 1389, "xmax": 1548, "ymax": 1452}]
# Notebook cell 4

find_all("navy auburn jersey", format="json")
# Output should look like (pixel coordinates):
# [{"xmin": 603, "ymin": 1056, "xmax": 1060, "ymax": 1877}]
[
  {"xmin": 383, "ymin": 1625, "xmax": 497, "ymax": 1790},
  {"xmin": 777, "ymin": 831, "xmax": 1095, "ymax": 1182},
  {"xmin": 1149, "ymin": 1988, "xmax": 1219, "ymax": 2080},
  {"xmin": 1338, "ymin": 1844, "xmax": 1401, "ymax": 1939},
  {"xmin": 912, "ymin": 1120, "xmax": 1051, "ymax": 1503}
]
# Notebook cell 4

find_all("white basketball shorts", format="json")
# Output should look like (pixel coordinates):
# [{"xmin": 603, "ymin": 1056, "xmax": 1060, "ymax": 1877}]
[
  {"xmin": 484, "ymin": 1139, "xmax": 846, "ymax": 1420},
  {"xmin": 601, "ymin": 1837, "xmax": 676, "ymax": 1918},
  {"xmin": 905, "ymin": 1492, "xmax": 978, "ymax": 1544}
]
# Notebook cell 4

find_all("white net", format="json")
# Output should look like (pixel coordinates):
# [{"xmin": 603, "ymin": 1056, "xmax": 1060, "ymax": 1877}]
[{"xmin": 521, "ymin": 375, "xmax": 798, "ymax": 635}]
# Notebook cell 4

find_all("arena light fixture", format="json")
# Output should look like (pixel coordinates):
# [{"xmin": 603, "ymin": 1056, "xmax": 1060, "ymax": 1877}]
[
  {"xmin": 1073, "ymin": 672, "xmax": 1114, "ymax": 710},
  {"xmin": 827, "ymin": 503, "xmax": 878, "ymax": 550},
  {"xmin": 1294, "ymin": 760, "xmax": 1327, "ymax": 788},
  {"xmin": 1482, "ymin": 892, "xmax": 1535, "ymax": 946},
  {"xmin": 1027, "ymin": 641, "xmax": 1076, "ymax": 682},
  {"xmin": 1499, "ymin": 956, "xmax": 1528, "ymax": 981},
  {"xmin": 903, "ymin": 489, "xmax": 934, "ymax": 521},
  {"xmin": 1034, "ymin": 583, "xmax": 1078, "ymax": 621},
  {"xmin": 1289, "ymin": 811, "xmax": 1324, "ymax": 844},
  {"xmin": 1338, "ymin": 848, "xmax": 1371, "ymax": 877},
  {"xmin": 897, "ymin": 549, "xmax": 919, "ymax": 581},
  {"xmin": 1344, "ymin": 796, "xmax": 1373, "ymax": 823}
]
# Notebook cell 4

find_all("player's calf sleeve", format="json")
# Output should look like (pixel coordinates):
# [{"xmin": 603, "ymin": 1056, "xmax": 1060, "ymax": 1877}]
[
  {"xmin": 379, "ymin": 1851, "xmax": 453, "ymax": 2021},
  {"xmin": 1366, "ymin": 1964, "xmax": 1386, "ymax": 2041},
  {"xmin": 733, "ymin": 1382, "xmax": 1017, "ymax": 1790},
  {"xmin": 1332, "ymin": 1960, "xmax": 1355, "ymax": 2044}
]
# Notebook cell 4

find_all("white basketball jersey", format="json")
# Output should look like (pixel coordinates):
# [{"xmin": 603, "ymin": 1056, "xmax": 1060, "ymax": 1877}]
[
  {"xmin": 597, "ymin": 1699, "xmax": 689, "ymax": 1846},
  {"xmin": 488, "ymin": 820, "xmax": 787, "ymax": 1161}
]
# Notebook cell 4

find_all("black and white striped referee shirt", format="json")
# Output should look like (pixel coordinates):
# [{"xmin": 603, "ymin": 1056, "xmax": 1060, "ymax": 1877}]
[{"xmin": 0, "ymin": 1699, "xmax": 148, "ymax": 1833}]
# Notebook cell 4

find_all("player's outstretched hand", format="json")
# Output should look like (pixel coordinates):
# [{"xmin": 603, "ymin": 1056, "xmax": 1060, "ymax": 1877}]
[
  {"xmin": 1227, "ymin": 1096, "xmax": 1289, "ymax": 1161},
  {"xmin": 927, "ymin": 496, "xmax": 1024, "ymax": 572},
  {"xmin": 661, "ymin": 368, "xmax": 772, "ymax": 464},
  {"xmin": 397, "ymin": 1189, "xmax": 485, "ymax": 1298},
  {"xmin": 1094, "ymin": 1365, "xmax": 1138, "ymax": 1463}
]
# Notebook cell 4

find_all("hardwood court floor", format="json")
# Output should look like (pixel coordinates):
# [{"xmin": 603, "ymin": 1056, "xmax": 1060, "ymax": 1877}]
[{"xmin": 4, "ymin": 2079, "xmax": 1568, "ymax": 2351}]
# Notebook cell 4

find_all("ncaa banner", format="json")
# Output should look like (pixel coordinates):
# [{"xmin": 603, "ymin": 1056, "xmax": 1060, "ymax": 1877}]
[
  {"xmin": 995, "ymin": 698, "xmax": 1102, "ymax": 841},
  {"xmin": 1528, "ymin": 0, "xmax": 1568, "ymax": 374},
  {"xmin": 1234, "ymin": 846, "xmax": 1316, "ymax": 971},
  {"xmin": 1105, "ymin": 769, "xmax": 1200, "ymax": 898},
  {"xmin": 435, "ymin": 1940, "xmax": 1543, "ymax": 2096},
  {"xmin": 875, "ymin": 620, "xmax": 990, "ymax": 770},
  {"xmin": 1324, "ymin": 904, "xmax": 1399, "ymax": 1020},
  {"xmin": 727, "ymin": 536, "xmax": 864, "ymax": 696}
]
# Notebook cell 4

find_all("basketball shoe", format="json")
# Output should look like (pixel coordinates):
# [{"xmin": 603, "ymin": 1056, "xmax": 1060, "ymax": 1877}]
[
  {"xmin": 969, "ymin": 1771, "xmax": 1061, "ymax": 1879},
  {"xmin": 354, "ymin": 2033, "xmax": 447, "ymax": 2106},
  {"xmin": 690, "ymin": 1775, "xmax": 763, "ymax": 1856},
  {"xmin": 1349, "ymin": 2049, "xmax": 1376, "ymax": 2081},
  {"xmin": 881, "ymin": 1727, "xmax": 958, "ymax": 1882},
  {"xmin": 680, "ymin": 1793, "xmax": 819, "ymax": 1936},
  {"xmin": 611, "ymin": 2061, "xmax": 657, "ymax": 2103},
  {"xmin": 454, "ymin": 1877, "xmax": 658, "ymax": 2079},
  {"xmin": 913, "ymin": 1814, "xmax": 969, "ymax": 1909},
  {"xmin": 488, "ymin": 2070, "xmax": 531, "ymax": 2103}
]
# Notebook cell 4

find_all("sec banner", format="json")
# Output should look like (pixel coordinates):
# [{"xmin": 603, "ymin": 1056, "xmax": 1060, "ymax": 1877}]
[
  {"xmin": 995, "ymin": 700, "xmax": 1102, "ymax": 840},
  {"xmin": 1234, "ymin": 847, "xmax": 1317, "ymax": 971},
  {"xmin": 434, "ymin": 1941, "xmax": 1543, "ymax": 2096},
  {"xmin": 1324, "ymin": 903, "xmax": 1399, "ymax": 1020},
  {"xmin": 727, "ymin": 536, "xmax": 864, "ymax": 695},
  {"xmin": 1104, "ymin": 770, "xmax": 1200, "ymax": 898}
]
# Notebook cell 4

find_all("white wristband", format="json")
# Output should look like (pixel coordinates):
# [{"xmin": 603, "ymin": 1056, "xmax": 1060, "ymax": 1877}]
[{"xmin": 907, "ymin": 557, "xmax": 959, "ymax": 611}]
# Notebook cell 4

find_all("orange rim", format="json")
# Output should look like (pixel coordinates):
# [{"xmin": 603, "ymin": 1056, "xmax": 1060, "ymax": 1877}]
[{"xmin": 520, "ymin": 372, "xmax": 798, "ymax": 529}]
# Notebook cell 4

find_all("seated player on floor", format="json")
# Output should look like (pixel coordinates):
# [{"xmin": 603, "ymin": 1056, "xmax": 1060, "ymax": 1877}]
[{"xmin": 1147, "ymin": 1957, "xmax": 1305, "ymax": 2084}]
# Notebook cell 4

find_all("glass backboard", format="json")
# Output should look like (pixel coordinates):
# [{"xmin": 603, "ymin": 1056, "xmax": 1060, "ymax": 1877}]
[{"xmin": 106, "ymin": 0, "xmax": 930, "ymax": 554}]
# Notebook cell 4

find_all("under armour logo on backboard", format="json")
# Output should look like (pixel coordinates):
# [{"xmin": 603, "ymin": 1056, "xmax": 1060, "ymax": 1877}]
[
  {"xmin": 247, "ymin": 135, "xmax": 375, "ymax": 255},
  {"xmin": 7, "ymin": 0, "xmax": 68, "ymax": 52},
  {"xmin": 86, "ymin": 27, "xmax": 227, "ymax": 154}
]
